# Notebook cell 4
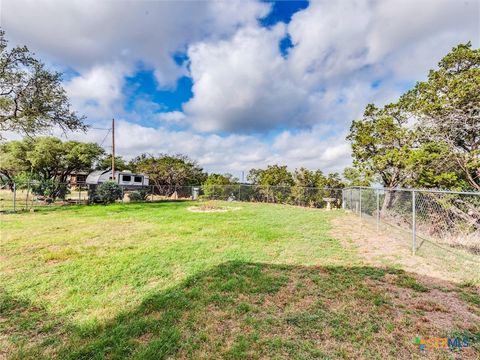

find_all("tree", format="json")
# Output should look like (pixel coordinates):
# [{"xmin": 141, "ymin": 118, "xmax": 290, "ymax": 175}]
[
  {"xmin": 247, "ymin": 165, "xmax": 294, "ymax": 186},
  {"xmin": 404, "ymin": 142, "xmax": 467, "ymax": 190},
  {"xmin": 402, "ymin": 42, "xmax": 480, "ymax": 190},
  {"xmin": 347, "ymin": 43, "xmax": 479, "ymax": 192},
  {"xmin": 347, "ymin": 103, "xmax": 413, "ymax": 188},
  {"xmin": 96, "ymin": 155, "xmax": 128, "ymax": 171},
  {"xmin": 202, "ymin": 173, "xmax": 239, "ymax": 199},
  {"xmin": 0, "ymin": 137, "xmax": 103, "ymax": 193},
  {"xmin": 0, "ymin": 139, "xmax": 30, "ymax": 186},
  {"xmin": 24, "ymin": 137, "xmax": 104, "ymax": 183},
  {"xmin": 324, "ymin": 173, "xmax": 345, "ymax": 189},
  {"xmin": 0, "ymin": 30, "xmax": 86, "ymax": 139},
  {"xmin": 343, "ymin": 167, "xmax": 372, "ymax": 187},
  {"xmin": 203, "ymin": 173, "xmax": 238, "ymax": 186},
  {"xmin": 292, "ymin": 167, "xmax": 325, "ymax": 188},
  {"xmin": 130, "ymin": 154, "xmax": 207, "ymax": 195}
]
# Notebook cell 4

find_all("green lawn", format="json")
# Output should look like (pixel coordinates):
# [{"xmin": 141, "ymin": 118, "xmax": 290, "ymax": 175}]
[{"xmin": 1, "ymin": 201, "xmax": 479, "ymax": 359}]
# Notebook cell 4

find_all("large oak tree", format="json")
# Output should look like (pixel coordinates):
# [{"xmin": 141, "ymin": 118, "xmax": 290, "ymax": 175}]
[{"xmin": 0, "ymin": 30, "xmax": 86, "ymax": 139}]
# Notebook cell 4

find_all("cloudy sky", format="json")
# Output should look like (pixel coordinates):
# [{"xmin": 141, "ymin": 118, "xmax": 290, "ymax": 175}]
[{"xmin": 1, "ymin": 0, "xmax": 479, "ymax": 177}]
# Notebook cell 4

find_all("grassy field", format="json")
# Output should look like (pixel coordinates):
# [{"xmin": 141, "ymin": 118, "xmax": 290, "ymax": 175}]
[{"xmin": 1, "ymin": 201, "xmax": 479, "ymax": 359}]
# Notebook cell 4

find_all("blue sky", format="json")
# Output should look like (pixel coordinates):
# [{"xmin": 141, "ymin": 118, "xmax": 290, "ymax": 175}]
[
  {"xmin": 2, "ymin": 0, "xmax": 479, "ymax": 177},
  {"xmin": 124, "ymin": 1, "xmax": 308, "ymax": 124}
]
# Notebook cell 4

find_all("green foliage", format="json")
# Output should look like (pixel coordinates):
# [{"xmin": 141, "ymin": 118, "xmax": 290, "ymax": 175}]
[
  {"xmin": 128, "ymin": 190, "xmax": 149, "ymax": 202},
  {"xmin": 95, "ymin": 181, "xmax": 123, "ymax": 204},
  {"xmin": 405, "ymin": 142, "xmax": 467, "ymax": 190},
  {"xmin": 343, "ymin": 167, "xmax": 372, "ymax": 187},
  {"xmin": 0, "ymin": 137, "xmax": 104, "ymax": 186},
  {"xmin": 248, "ymin": 165, "xmax": 294, "ymax": 186},
  {"xmin": 96, "ymin": 155, "xmax": 128, "ymax": 171},
  {"xmin": 347, "ymin": 103, "xmax": 413, "ymax": 188},
  {"xmin": 30, "ymin": 180, "xmax": 69, "ymax": 200},
  {"xmin": 203, "ymin": 173, "xmax": 238, "ymax": 199},
  {"xmin": 130, "ymin": 154, "xmax": 206, "ymax": 195},
  {"xmin": 204, "ymin": 173, "xmax": 238, "ymax": 186},
  {"xmin": 0, "ymin": 30, "xmax": 86, "ymax": 139},
  {"xmin": 347, "ymin": 43, "xmax": 479, "ymax": 190},
  {"xmin": 402, "ymin": 42, "xmax": 480, "ymax": 190}
]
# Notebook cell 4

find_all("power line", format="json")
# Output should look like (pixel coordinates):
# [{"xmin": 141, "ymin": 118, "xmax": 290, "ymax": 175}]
[{"xmin": 98, "ymin": 128, "xmax": 111, "ymax": 148}]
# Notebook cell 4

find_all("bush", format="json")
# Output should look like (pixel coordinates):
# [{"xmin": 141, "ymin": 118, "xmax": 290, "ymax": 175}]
[
  {"xmin": 31, "ymin": 180, "xmax": 69, "ymax": 200},
  {"xmin": 128, "ymin": 190, "xmax": 149, "ymax": 202},
  {"xmin": 96, "ymin": 181, "xmax": 123, "ymax": 204}
]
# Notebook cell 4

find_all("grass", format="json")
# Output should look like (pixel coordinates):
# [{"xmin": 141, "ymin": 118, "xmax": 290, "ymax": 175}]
[{"xmin": 1, "ymin": 201, "xmax": 479, "ymax": 359}]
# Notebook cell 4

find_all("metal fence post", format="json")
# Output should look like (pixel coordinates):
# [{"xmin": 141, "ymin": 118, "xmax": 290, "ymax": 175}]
[
  {"xmin": 349, "ymin": 188, "xmax": 352, "ymax": 211},
  {"xmin": 376, "ymin": 189, "xmax": 380, "ymax": 232},
  {"xmin": 238, "ymin": 184, "xmax": 241, "ymax": 202},
  {"xmin": 13, "ymin": 182, "xmax": 16, "ymax": 212},
  {"xmin": 359, "ymin": 187, "xmax": 362, "ymax": 218},
  {"xmin": 412, "ymin": 190, "xmax": 416, "ymax": 255}
]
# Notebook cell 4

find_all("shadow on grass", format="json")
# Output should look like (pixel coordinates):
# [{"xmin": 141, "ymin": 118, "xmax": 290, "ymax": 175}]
[{"xmin": 2, "ymin": 262, "xmax": 479, "ymax": 359}]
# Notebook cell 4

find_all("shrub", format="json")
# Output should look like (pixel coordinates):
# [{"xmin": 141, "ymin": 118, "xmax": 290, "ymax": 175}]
[
  {"xmin": 31, "ymin": 180, "xmax": 69, "ymax": 200},
  {"xmin": 128, "ymin": 190, "xmax": 149, "ymax": 202},
  {"xmin": 96, "ymin": 181, "xmax": 123, "ymax": 204}
]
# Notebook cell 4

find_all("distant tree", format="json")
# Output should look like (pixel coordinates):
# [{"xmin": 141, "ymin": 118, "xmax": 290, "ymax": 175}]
[
  {"xmin": 130, "ymin": 154, "xmax": 207, "ymax": 195},
  {"xmin": 293, "ymin": 167, "xmax": 325, "ymax": 188},
  {"xmin": 402, "ymin": 42, "xmax": 480, "ymax": 190},
  {"xmin": 247, "ymin": 165, "xmax": 294, "ymax": 186},
  {"xmin": 0, "ymin": 137, "xmax": 103, "ymax": 190},
  {"xmin": 202, "ymin": 173, "xmax": 238, "ymax": 199},
  {"xmin": 324, "ymin": 172, "xmax": 345, "ymax": 189},
  {"xmin": 0, "ymin": 30, "xmax": 86, "ymax": 139},
  {"xmin": 203, "ymin": 173, "xmax": 238, "ymax": 186},
  {"xmin": 96, "ymin": 155, "xmax": 128, "ymax": 171}
]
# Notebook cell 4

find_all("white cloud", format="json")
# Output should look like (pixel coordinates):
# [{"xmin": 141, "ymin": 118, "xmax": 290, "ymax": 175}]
[
  {"xmin": 1, "ymin": 0, "xmax": 270, "ymax": 86},
  {"xmin": 156, "ymin": 111, "xmax": 186, "ymax": 123},
  {"xmin": 59, "ymin": 121, "xmax": 350, "ymax": 177},
  {"xmin": 184, "ymin": 0, "xmax": 478, "ymax": 135},
  {"xmin": 64, "ymin": 63, "xmax": 129, "ymax": 118},
  {"xmin": 1, "ymin": 0, "xmax": 479, "ymax": 175},
  {"xmin": 185, "ymin": 24, "xmax": 313, "ymax": 132}
]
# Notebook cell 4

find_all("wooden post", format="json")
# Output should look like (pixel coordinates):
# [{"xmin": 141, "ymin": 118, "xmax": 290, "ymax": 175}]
[{"xmin": 111, "ymin": 118, "xmax": 115, "ymax": 181}]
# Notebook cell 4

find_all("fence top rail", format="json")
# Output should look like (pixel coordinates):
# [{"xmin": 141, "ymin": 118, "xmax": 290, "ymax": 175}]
[{"xmin": 344, "ymin": 186, "xmax": 480, "ymax": 196}]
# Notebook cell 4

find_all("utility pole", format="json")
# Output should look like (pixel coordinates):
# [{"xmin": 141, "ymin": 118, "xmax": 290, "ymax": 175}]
[{"xmin": 111, "ymin": 118, "xmax": 115, "ymax": 181}]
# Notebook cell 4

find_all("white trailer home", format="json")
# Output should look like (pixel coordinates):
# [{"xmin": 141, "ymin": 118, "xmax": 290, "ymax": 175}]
[{"xmin": 86, "ymin": 169, "xmax": 149, "ymax": 188}]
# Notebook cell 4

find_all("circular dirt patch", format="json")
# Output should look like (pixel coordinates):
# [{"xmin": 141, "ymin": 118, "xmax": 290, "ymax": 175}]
[{"xmin": 187, "ymin": 203, "xmax": 241, "ymax": 213}]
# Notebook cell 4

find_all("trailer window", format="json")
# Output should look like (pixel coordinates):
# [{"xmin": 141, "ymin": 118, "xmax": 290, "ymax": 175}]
[
  {"xmin": 122, "ymin": 175, "xmax": 131, "ymax": 182},
  {"xmin": 134, "ymin": 176, "xmax": 142, "ymax": 183}
]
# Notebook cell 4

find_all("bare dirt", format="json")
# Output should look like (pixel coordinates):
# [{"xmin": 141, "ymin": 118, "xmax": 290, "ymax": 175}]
[{"xmin": 330, "ymin": 212, "xmax": 480, "ymax": 285}]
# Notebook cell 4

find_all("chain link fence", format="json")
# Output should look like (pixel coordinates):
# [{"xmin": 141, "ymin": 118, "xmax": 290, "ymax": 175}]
[
  {"xmin": 2, "ymin": 181, "xmax": 478, "ymax": 260},
  {"xmin": 0, "ymin": 182, "xmax": 343, "ymax": 212},
  {"xmin": 343, "ymin": 186, "xmax": 480, "ymax": 259}
]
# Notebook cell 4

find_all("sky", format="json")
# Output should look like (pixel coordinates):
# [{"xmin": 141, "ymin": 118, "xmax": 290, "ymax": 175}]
[{"xmin": 1, "ymin": 0, "xmax": 479, "ymax": 178}]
